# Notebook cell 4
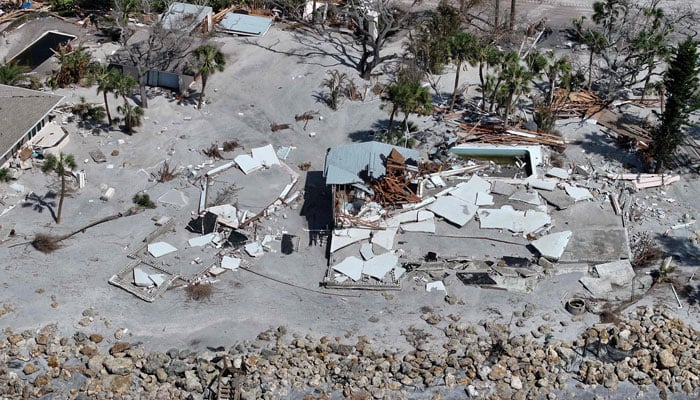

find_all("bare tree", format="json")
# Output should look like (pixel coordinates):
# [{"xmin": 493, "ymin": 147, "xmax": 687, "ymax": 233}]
[
  {"xmin": 570, "ymin": 0, "xmax": 692, "ymax": 101},
  {"xmin": 110, "ymin": 0, "xmax": 205, "ymax": 107},
  {"xmin": 345, "ymin": 0, "xmax": 415, "ymax": 80}
]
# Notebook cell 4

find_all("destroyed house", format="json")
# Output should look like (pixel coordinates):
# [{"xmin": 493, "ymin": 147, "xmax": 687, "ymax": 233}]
[
  {"xmin": 0, "ymin": 84, "xmax": 64, "ymax": 166},
  {"xmin": 324, "ymin": 141, "xmax": 421, "ymax": 228},
  {"xmin": 161, "ymin": 2, "xmax": 214, "ymax": 33}
]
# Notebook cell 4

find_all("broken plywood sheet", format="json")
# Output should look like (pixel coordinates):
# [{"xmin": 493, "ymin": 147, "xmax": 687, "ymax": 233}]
[
  {"xmin": 133, "ymin": 268, "xmax": 152, "ymax": 287},
  {"xmin": 538, "ymin": 189, "xmax": 574, "ymax": 210},
  {"xmin": 221, "ymin": 256, "xmax": 241, "ymax": 270},
  {"xmin": 477, "ymin": 206, "xmax": 550, "ymax": 234},
  {"xmin": 527, "ymin": 177, "xmax": 557, "ymax": 191},
  {"xmin": 148, "ymin": 242, "xmax": 177, "ymax": 258},
  {"xmin": 234, "ymin": 154, "xmax": 263, "ymax": 174},
  {"xmin": 427, "ymin": 196, "xmax": 477, "ymax": 227},
  {"xmin": 449, "ymin": 175, "xmax": 491, "ymax": 204},
  {"xmin": 565, "ymin": 185, "xmax": 593, "ymax": 201},
  {"xmin": 149, "ymin": 274, "xmax": 166, "ymax": 287},
  {"xmin": 363, "ymin": 251, "xmax": 398, "ymax": 280},
  {"xmin": 333, "ymin": 256, "xmax": 364, "ymax": 281},
  {"xmin": 426, "ymin": 281, "xmax": 446, "ymax": 292},
  {"xmin": 531, "ymin": 231, "xmax": 572, "ymax": 260},
  {"xmin": 251, "ymin": 144, "xmax": 281, "ymax": 167},
  {"xmin": 360, "ymin": 243, "xmax": 374, "ymax": 260},
  {"xmin": 371, "ymin": 226, "xmax": 398, "ymax": 251},
  {"xmin": 331, "ymin": 228, "xmax": 372, "ymax": 253},
  {"xmin": 491, "ymin": 181, "xmax": 517, "ymax": 196},
  {"xmin": 546, "ymin": 167, "xmax": 570, "ymax": 180},
  {"xmin": 559, "ymin": 229, "xmax": 631, "ymax": 263},
  {"xmin": 509, "ymin": 189, "xmax": 541, "ymax": 205},
  {"xmin": 244, "ymin": 242, "xmax": 265, "ymax": 257},
  {"xmin": 188, "ymin": 233, "xmax": 216, "ymax": 247},
  {"xmin": 593, "ymin": 260, "xmax": 635, "ymax": 286},
  {"xmin": 401, "ymin": 218, "xmax": 436, "ymax": 233}
]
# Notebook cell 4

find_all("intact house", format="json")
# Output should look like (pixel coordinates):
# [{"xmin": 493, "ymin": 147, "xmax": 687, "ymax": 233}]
[
  {"xmin": 323, "ymin": 141, "xmax": 422, "ymax": 229},
  {"xmin": 0, "ymin": 84, "xmax": 64, "ymax": 168}
]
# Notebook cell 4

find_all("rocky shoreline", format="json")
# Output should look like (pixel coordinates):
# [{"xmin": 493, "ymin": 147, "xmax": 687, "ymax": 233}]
[{"xmin": 1, "ymin": 306, "xmax": 698, "ymax": 399}]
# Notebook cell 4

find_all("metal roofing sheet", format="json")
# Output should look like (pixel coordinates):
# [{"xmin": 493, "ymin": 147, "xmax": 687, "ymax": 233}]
[
  {"xmin": 218, "ymin": 13, "xmax": 272, "ymax": 36},
  {"xmin": 324, "ymin": 141, "xmax": 419, "ymax": 185}
]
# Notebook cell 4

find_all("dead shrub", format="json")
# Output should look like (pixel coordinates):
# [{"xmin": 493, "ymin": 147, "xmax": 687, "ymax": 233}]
[
  {"xmin": 297, "ymin": 162, "xmax": 311, "ymax": 171},
  {"xmin": 32, "ymin": 233, "xmax": 62, "ymax": 253},
  {"xmin": 345, "ymin": 79, "xmax": 363, "ymax": 101},
  {"xmin": 203, "ymin": 144, "xmax": 223, "ymax": 160},
  {"xmin": 222, "ymin": 141, "xmax": 241, "ymax": 152},
  {"xmin": 185, "ymin": 282, "xmax": 213, "ymax": 301},
  {"xmin": 631, "ymin": 232, "xmax": 662, "ymax": 268},
  {"xmin": 271, "ymin": 123, "xmax": 291, "ymax": 132},
  {"xmin": 157, "ymin": 161, "xmax": 178, "ymax": 183}
]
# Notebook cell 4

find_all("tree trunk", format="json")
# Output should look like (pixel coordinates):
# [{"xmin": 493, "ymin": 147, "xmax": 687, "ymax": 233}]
[
  {"xmin": 479, "ymin": 63, "xmax": 487, "ymax": 110},
  {"xmin": 495, "ymin": 0, "xmax": 500, "ymax": 30},
  {"xmin": 547, "ymin": 72, "xmax": 557, "ymax": 105},
  {"xmin": 450, "ymin": 60, "xmax": 462, "ymax": 112},
  {"xmin": 587, "ymin": 50, "xmax": 594, "ymax": 90},
  {"xmin": 659, "ymin": 86, "xmax": 665, "ymax": 113},
  {"xmin": 57, "ymin": 172, "xmax": 65, "ymax": 224},
  {"xmin": 103, "ymin": 91, "xmax": 112, "ymax": 125},
  {"xmin": 509, "ymin": 0, "xmax": 516, "ymax": 31},
  {"xmin": 641, "ymin": 61, "xmax": 653, "ymax": 102},
  {"xmin": 312, "ymin": 0, "xmax": 317, "ymax": 24},
  {"xmin": 198, "ymin": 76, "xmax": 207, "ymax": 110},
  {"xmin": 504, "ymin": 86, "xmax": 514, "ymax": 127},
  {"xmin": 387, "ymin": 108, "xmax": 396, "ymax": 133},
  {"xmin": 139, "ymin": 80, "xmax": 148, "ymax": 108}
]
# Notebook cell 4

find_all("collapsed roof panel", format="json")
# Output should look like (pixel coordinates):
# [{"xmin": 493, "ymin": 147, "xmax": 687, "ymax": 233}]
[{"xmin": 324, "ymin": 141, "xmax": 419, "ymax": 185}]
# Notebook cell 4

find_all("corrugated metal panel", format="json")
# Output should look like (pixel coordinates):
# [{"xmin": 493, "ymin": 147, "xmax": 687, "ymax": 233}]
[
  {"xmin": 217, "ymin": 13, "xmax": 272, "ymax": 36},
  {"xmin": 145, "ymin": 70, "xmax": 180, "ymax": 90},
  {"xmin": 324, "ymin": 142, "xmax": 419, "ymax": 185}
]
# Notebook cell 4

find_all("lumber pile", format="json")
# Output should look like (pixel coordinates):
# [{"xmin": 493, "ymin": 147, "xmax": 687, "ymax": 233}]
[
  {"xmin": 212, "ymin": 6, "xmax": 235, "ymax": 23},
  {"xmin": 595, "ymin": 109, "xmax": 652, "ymax": 149},
  {"xmin": 606, "ymin": 173, "xmax": 680, "ymax": 189},
  {"xmin": 550, "ymin": 89, "xmax": 603, "ymax": 118},
  {"xmin": 452, "ymin": 121, "xmax": 565, "ymax": 148},
  {"xmin": 371, "ymin": 149, "xmax": 420, "ymax": 205}
]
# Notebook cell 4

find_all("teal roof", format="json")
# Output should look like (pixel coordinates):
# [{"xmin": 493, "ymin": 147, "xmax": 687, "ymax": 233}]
[
  {"xmin": 324, "ymin": 141, "xmax": 419, "ymax": 185},
  {"xmin": 217, "ymin": 13, "xmax": 272, "ymax": 36}
]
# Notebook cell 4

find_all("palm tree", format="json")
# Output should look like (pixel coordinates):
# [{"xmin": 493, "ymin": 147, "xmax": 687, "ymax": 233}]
[
  {"xmin": 190, "ymin": 44, "xmax": 226, "ymax": 110},
  {"xmin": 448, "ymin": 31, "xmax": 477, "ymax": 111},
  {"xmin": 41, "ymin": 153, "xmax": 77, "ymax": 224},
  {"xmin": 117, "ymin": 101, "xmax": 144, "ymax": 134},
  {"xmin": 572, "ymin": 17, "xmax": 607, "ymax": 90},
  {"xmin": 114, "ymin": 73, "xmax": 137, "ymax": 103},
  {"xmin": 385, "ymin": 80, "xmax": 432, "ymax": 133},
  {"xmin": 0, "ymin": 62, "xmax": 28, "ymax": 86},
  {"xmin": 94, "ymin": 64, "xmax": 121, "ymax": 125},
  {"xmin": 469, "ymin": 43, "xmax": 502, "ymax": 111},
  {"xmin": 500, "ymin": 52, "xmax": 532, "ymax": 125}
]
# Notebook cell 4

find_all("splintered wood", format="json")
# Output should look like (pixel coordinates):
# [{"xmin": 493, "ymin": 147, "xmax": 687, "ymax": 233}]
[
  {"xmin": 551, "ymin": 89, "xmax": 603, "ymax": 118},
  {"xmin": 370, "ymin": 149, "xmax": 420, "ymax": 205},
  {"xmin": 449, "ymin": 119, "xmax": 565, "ymax": 148}
]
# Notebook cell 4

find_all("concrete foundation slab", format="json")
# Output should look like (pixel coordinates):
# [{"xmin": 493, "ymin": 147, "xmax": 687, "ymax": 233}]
[
  {"xmin": 491, "ymin": 181, "xmax": 517, "ymax": 196},
  {"xmin": 538, "ymin": 189, "xmax": 574, "ymax": 210},
  {"xmin": 559, "ymin": 229, "xmax": 631, "ymax": 263}
]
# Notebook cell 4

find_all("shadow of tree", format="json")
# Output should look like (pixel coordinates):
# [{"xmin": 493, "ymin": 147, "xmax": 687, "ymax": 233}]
[
  {"xmin": 578, "ymin": 130, "xmax": 644, "ymax": 171},
  {"xmin": 244, "ymin": 28, "xmax": 360, "ymax": 70},
  {"xmin": 654, "ymin": 233, "xmax": 700, "ymax": 267},
  {"xmin": 22, "ymin": 191, "xmax": 58, "ymax": 222},
  {"xmin": 679, "ymin": 283, "xmax": 700, "ymax": 306}
]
